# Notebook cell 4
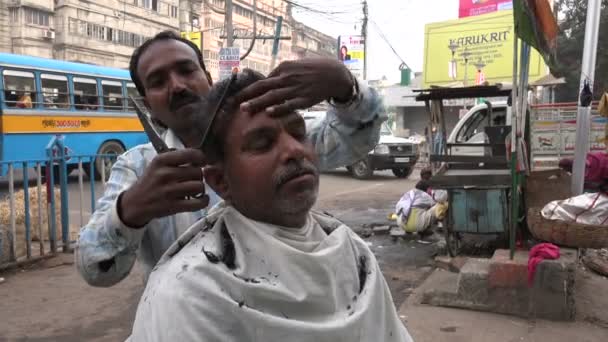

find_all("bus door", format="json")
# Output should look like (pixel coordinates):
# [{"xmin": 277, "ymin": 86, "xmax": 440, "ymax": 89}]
[{"xmin": 0, "ymin": 67, "xmax": 4, "ymax": 165}]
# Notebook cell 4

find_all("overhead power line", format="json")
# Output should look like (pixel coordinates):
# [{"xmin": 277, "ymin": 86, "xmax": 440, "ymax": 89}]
[
  {"xmin": 283, "ymin": 0, "xmax": 353, "ymax": 15},
  {"xmin": 203, "ymin": 0, "xmax": 226, "ymax": 14},
  {"xmin": 370, "ymin": 19, "xmax": 411, "ymax": 71}
]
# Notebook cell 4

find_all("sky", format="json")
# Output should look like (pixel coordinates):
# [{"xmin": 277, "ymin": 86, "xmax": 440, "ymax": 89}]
[{"xmin": 291, "ymin": 0, "xmax": 460, "ymax": 83}]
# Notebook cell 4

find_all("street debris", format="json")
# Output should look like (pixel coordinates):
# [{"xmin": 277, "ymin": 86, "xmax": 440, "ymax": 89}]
[
  {"xmin": 583, "ymin": 249, "xmax": 608, "ymax": 277},
  {"xmin": 434, "ymin": 255, "xmax": 469, "ymax": 273},
  {"xmin": 389, "ymin": 227, "xmax": 406, "ymax": 237},
  {"xmin": 372, "ymin": 225, "xmax": 391, "ymax": 234},
  {"xmin": 359, "ymin": 228, "xmax": 373, "ymax": 238},
  {"xmin": 440, "ymin": 326, "xmax": 458, "ymax": 333}
]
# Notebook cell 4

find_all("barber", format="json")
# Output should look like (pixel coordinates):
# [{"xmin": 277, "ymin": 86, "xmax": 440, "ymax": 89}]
[{"xmin": 76, "ymin": 30, "xmax": 386, "ymax": 287}]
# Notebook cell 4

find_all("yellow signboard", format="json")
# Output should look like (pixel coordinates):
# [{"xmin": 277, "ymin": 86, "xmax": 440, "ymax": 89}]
[
  {"xmin": 423, "ymin": 10, "xmax": 548, "ymax": 88},
  {"xmin": 180, "ymin": 31, "xmax": 202, "ymax": 51}
]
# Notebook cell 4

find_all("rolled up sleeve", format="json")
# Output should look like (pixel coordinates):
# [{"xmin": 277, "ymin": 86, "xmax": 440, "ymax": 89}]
[
  {"xmin": 305, "ymin": 78, "xmax": 387, "ymax": 171},
  {"xmin": 75, "ymin": 150, "xmax": 148, "ymax": 287}
]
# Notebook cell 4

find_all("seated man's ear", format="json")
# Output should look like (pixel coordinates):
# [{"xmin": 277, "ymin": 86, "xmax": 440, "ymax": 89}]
[{"xmin": 204, "ymin": 165, "xmax": 230, "ymax": 200}]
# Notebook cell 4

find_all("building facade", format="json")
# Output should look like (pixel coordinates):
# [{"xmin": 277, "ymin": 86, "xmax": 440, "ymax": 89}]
[
  {"xmin": 289, "ymin": 17, "xmax": 336, "ymax": 59},
  {"xmin": 1, "ymin": 0, "xmax": 336, "ymax": 77},
  {"xmin": 199, "ymin": 0, "xmax": 293, "ymax": 80},
  {"xmin": 2, "ymin": 0, "xmax": 199, "ymax": 68}
]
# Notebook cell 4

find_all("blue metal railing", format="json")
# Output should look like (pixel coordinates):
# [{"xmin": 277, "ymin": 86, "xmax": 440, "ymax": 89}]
[{"xmin": 0, "ymin": 142, "xmax": 117, "ymax": 267}]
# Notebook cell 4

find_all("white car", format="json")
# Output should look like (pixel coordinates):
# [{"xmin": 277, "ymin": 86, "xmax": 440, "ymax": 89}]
[{"xmin": 301, "ymin": 111, "xmax": 419, "ymax": 179}]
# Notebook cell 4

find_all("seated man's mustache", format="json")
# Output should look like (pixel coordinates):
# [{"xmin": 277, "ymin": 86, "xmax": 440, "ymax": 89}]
[{"xmin": 274, "ymin": 160, "xmax": 318, "ymax": 188}]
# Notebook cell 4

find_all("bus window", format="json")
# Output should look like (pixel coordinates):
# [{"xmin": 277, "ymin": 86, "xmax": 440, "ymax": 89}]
[
  {"xmin": 41, "ymin": 74, "xmax": 69, "ymax": 109},
  {"xmin": 74, "ymin": 77, "xmax": 99, "ymax": 111},
  {"xmin": 126, "ymin": 83, "xmax": 138, "ymax": 111},
  {"xmin": 3, "ymin": 69, "xmax": 36, "ymax": 109},
  {"xmin": 102, "ymin": 80, "xmax": 124, "ymax": 111}
]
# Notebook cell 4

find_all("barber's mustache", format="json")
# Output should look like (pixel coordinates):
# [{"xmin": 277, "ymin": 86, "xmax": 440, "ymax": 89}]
[
  {"xmin": 274, "ymin": 159, "xmax": 319, "ymax": 188},
  {"xmin": 168, "ymin": 89, "xmax": 201, "ymax": 113}
]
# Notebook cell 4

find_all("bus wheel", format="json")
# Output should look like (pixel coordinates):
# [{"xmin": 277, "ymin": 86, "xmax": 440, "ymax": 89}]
[{"xmin": 86, "ymin": 141, "xmax": 125, "ymax": 181}]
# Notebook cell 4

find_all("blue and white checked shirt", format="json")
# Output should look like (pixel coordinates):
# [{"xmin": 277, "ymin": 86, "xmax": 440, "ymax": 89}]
[{"xmin": 75, "ymin": 78, "xmax": 387, "ymax": 287}]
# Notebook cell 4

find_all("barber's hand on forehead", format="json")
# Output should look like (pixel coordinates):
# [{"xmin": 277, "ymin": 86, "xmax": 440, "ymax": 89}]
[
  {"xmin": 118, "ymin": 149, "xmax": 208, "ymax": 228},
  {"xmin": 237, "ymin": 58, "xmax": 354, "ymax": 116}
]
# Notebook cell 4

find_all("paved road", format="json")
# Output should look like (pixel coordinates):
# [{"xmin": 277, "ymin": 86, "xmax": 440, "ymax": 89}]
[
  {"xmin": 1, "ymin": 167, "xmax": 418, "ymax": 230},
  {"xmin": 0, "ymin": 169, "xmax": 435, "ymax": 341}
]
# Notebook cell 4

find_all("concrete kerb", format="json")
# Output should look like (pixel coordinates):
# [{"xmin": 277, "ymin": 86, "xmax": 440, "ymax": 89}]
[
  {"xmin": 457, "ymin": 258, "xmax": 491, "ymax": 304},
  {"xmin": 530, "ymin": 248, "xmax": 577, "ymax": 321},
  {"xmin": 421, "ymin": 248, "xmax": 578, "ymax": 321}
]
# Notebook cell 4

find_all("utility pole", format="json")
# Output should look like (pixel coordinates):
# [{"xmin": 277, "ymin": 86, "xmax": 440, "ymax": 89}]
[
  {"xmin": 572, "ymin": 0, "xmax": 602, "ymax": 195},
  {"xmin": 269, "ymin": 16, "xmax": 283, "ymax": 70},
  {"xmin": 362, "ymin": 0, "xmax": 368, "ymax": 80},
  {"xmin": 225, "ymin": 0, "xmax": 234, "ymax": 47},
  {"xmin": 220, "ymin": 4, "xmax": 291, "ymax": 62}
]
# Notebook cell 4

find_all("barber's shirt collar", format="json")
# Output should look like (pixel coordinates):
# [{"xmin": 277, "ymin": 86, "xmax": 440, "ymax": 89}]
[{"xmin": 163, "ymin": 128, "xmax": 185, "ymax": 150}]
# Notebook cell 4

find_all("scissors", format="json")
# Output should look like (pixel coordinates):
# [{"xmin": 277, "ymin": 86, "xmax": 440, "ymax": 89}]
[
  {"xmin": 130, "ymin": 96, "xmax": 172, "ymax": 154},
  {"xmin": 130, "ymin": 95, "xmax": 206, "ymax": 200}
]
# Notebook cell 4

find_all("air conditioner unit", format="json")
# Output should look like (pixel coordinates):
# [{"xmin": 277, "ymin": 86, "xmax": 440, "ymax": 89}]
[{"xmin": 42, "ymin": 30, "xmax": 55, "ymax": 39}]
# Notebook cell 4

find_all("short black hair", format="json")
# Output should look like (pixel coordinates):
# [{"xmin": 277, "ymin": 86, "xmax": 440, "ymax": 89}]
[
  {"xmin": 415, "ymin": 180, "xmax": 431, "ymax": 192},
  {"xmin": 129, "ymin": 30, "xmax": 209, "ymax": 96},
  {"xmin": 200, "ymin": 69, "xmax": 266, "ymax": 163},
  {"xmin": 420, "ymin": 167, "xmax": 432, "ymax": 178}
]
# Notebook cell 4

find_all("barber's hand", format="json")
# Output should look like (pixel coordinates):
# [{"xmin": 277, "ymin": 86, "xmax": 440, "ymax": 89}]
[
  {"xmin": 119, "ymin": 149, "xmax": 208, "ymax": 228},
  {"xmin": 237, "ymin": 58, "xmax": 354, "ymax": 117}
]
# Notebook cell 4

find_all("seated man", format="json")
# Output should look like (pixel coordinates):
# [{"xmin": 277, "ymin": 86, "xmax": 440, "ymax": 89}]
[
  {"xmin": 395, "ymin": 180, "xmax": 447, "ymax": 235},
  {"xmin": 420, "ymin": 167, "xmax": 432, "ymax": 182},
  {"xmin": 559, "ymin": 152, "xmax": 608, "ymax": 192},
  {"xmin": 127, "ymin": 69, "xmax": 413, "ymax": 342}
]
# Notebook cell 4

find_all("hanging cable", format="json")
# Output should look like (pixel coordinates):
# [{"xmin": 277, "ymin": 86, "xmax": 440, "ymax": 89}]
[
  {"xmin": 203, "ymin": 0, "xmax": 226, "ymax": 15},
  {"xmin": 283, "ymin": 0, "xmax": 354, "ymax": 15},
  {"xmin": 370, "ymin": 19, "xmax": 411, "ymax": 71}
]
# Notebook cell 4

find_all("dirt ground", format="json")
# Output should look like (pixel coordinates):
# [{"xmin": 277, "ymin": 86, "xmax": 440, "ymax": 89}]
[
  {"xmin": 400, "ymin": 267, "xmax": 608, "ymax": 342},
  {"xmin": 0, "ymin": 254, "xmax": 144, "ymax": 342}
]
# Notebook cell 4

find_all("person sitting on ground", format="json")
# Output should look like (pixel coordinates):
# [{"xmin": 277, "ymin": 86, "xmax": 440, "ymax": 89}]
[
  {"xmin": 559, "ymin": 152, "xmax": 608, "ymax": 192},
  {"xmin": 419, "ymin": 167, "xmax": 433, "ymax": 195},
  {"xmin": 395, "ymin": 180, "xmax": 447, "ymax": 236},
  {"xmin": 418, "ymin": 167, "xmax": 447, "ymax": 203},
  {"xmin": 420, "ymin": 167, "xmax": 432, "ymax": 181},
  {"xmin": 127, "ymin": 69, "xmax": 413, "ymax": 342}
]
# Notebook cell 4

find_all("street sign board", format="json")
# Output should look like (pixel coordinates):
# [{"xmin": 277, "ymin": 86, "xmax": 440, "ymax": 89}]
[
  {"xmin": 459, "ymin": 0, "xmax": 513, "ymax": 18},
  {"xmin": 337, "ymin": 35, "xmax": 365, "ymax": 80},
  {"xmin": 219, "ymin": 47, "xmax": 241, "ymax": 80},
  {"xmin": 423, "ymin": 10, "xmax": 547, "ymax": 88}
]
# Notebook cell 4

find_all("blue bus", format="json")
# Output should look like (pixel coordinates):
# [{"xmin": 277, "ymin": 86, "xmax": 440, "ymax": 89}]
[{"xmin": 0, "ymin": 53, "xmax": 148, "ymax": 178}]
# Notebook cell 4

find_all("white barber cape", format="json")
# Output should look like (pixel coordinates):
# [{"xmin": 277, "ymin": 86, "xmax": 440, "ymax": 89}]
[{"xmin": 127, "ymin": 203, "xmax": 413, "ymax": 342}]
